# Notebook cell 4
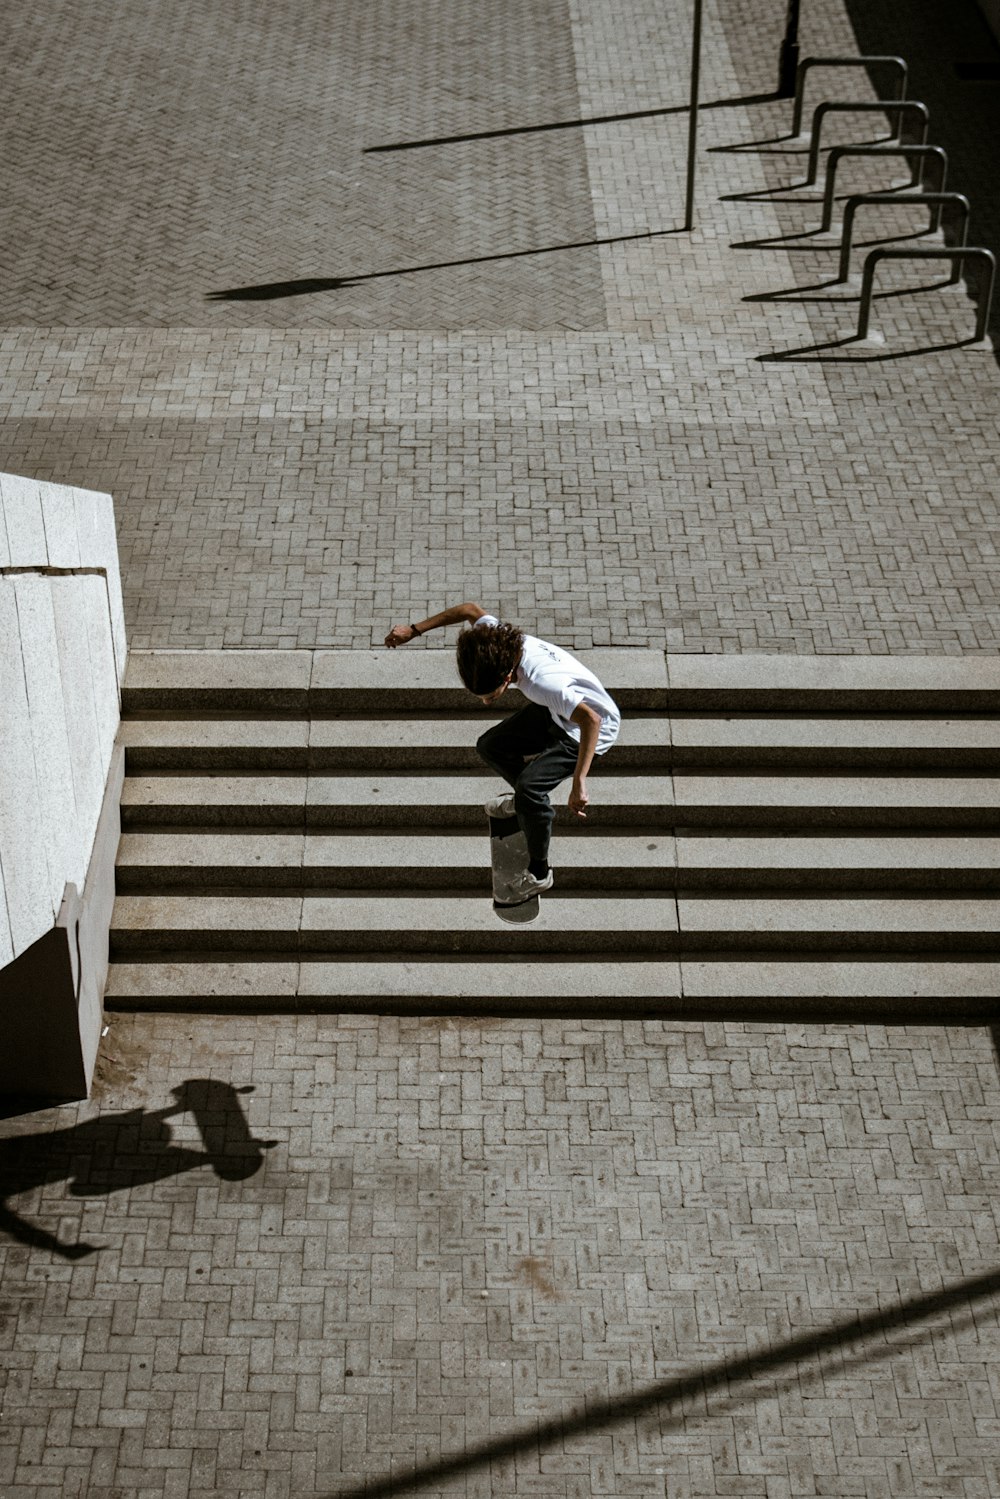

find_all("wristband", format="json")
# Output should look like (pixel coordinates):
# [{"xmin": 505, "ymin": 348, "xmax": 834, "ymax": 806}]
[{"xmin": 409, "ymin": 622, "xmax": 422, "ymax": 637}]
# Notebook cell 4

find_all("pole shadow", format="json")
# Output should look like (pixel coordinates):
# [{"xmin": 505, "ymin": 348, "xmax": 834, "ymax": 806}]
[
  {"xmin": 0, "ymin": 1079, "xmax": 275, "ymax": 1259},
  {"xmin": 323, "ymin": 1266, "xmax": 1000, "ymax": 1498},
  {"xmin": 205, "ymin": 227, "xmax": 687, "ymax": 302},
  {"xmin": 364, "ymin": 91, "xmax": 781, "ymax": 153}
]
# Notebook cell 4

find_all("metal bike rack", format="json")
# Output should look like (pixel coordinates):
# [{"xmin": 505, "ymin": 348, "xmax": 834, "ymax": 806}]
[
  {"xmin": 791, "ymin": 55, "xmax": 908, "ymax": 136},
  {"xmin": 837, "ymin": 192, "xmax": 970, "ymax": 282},
  {"xmin": 819, "ymin": 145, "xmax": 947, "ymax": 232},
  {"xmin": 857, "ymin": 247, "xmax": 996, "ymax": 342},
  {"xmin": 805, "ymin": 100, "xmax": 929, "ymax": 186}
]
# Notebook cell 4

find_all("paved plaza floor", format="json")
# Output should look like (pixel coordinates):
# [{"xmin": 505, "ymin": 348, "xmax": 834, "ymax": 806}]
[{"xmin": 2, "ymin": 0, "xmax": 1000, "ymax": 1494}]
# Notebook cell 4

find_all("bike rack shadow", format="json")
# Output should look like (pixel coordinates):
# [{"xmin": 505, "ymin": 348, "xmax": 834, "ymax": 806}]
[{"xmin": 0, "ymin": 1079, "xmax": 276, "ymax": 1259}]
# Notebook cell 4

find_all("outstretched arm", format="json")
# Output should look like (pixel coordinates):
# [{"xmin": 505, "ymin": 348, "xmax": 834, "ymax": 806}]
[{"xmin": 384, "ymin": 602, "xmax": 485, "ymax": 648}]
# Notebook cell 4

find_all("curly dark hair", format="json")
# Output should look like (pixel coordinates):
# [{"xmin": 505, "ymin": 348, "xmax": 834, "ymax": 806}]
[{"xmin": 456, "ymin": 621, "xmax": 525, "ymax": 695}]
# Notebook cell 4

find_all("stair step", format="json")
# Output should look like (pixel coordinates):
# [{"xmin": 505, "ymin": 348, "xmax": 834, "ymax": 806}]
[
  {"xmin": 670, "ymin": 718, "xmax": 1000, "ymax": 769},
  {"xmin": 119, "ymin": 775, "xmax": 669, "ymax": 829},
  {"xmin": 119, "ymin": 772, "xmax": 1000, "ymax": 831},
  {"xmin": 115, "ymin": 833, "xmax": 676, "ymax": 892},
  {"xmin": 102, "ymin": 958, "xmax": 1000, "ymax": 1020},
  {"xmin": 121, "ymin": 650, "xmax": 1000, "ymax": 713},
  {"xmin": 110, "ymin": 895, "xmax": 679, "ymax": 956},
  {"xmin": 673, "ymin": 776, "xmax": 999, "ymax": 831},
  {"xmin": 121, "ymin": 649, "xmax": 668, "ymax": 712},
  {"xmin": 676, "ymin": 898, "xmax": 1000, "ymax": 954},
  {"xmin": 676, "ymin": 836, "xmax": 1000, "ymax": 892},
  {"xmin": 108, "ymin": 894, "xmax": 1000, "ymax": 959},
  {"xmin": 119, "ymin": 716, "xmax": 670, "ymax": 771},
  {"xmin": 119, "ymin": 715, "xmax": 1000, "ymax": 773}
]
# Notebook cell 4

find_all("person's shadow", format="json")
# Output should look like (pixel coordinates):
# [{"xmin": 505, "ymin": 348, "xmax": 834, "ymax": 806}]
[{"xmin": 0, "ymin": 1079, "xmax": 275, "ymax": 1259}]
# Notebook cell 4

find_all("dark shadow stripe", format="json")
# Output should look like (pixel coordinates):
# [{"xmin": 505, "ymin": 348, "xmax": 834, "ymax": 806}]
[
  {"xmin": 323, "ymin": 1266, "xmax": 1000, "ymax": 1498},
  {"xmin": 364, "ymin": 92, "xmax": 779, "ymax": 152},
  {"xmin": 205, "ymin": 227, "xmax": 685, "ymax": 301}
]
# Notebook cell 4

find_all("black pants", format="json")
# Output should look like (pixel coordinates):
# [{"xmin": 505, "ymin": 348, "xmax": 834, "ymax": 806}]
[{"xmin": 476, "ymin": 704, "xmax": 580, "ymax": 864}]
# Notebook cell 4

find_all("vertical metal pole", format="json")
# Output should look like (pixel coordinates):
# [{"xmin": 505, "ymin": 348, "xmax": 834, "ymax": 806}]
[
  {"xmin": 684, "ymin": 0, "xmax": 703, "ymax": 232},
  {"xmin": 777, "ymin": 0, "xmax": 801, "ymax": 98}
]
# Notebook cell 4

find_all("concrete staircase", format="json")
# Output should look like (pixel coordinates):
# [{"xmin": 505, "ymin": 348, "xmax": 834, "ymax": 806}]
[{"xmin": 104, "ymin": 652, "xmax": 1000, "ymax": 1022}]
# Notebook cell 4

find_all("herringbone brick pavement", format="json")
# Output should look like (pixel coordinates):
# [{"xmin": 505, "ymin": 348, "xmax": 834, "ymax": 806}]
[
  {"xmin": 4, "ymin": 0, "xmax": 1000, "ymax": 1493},
  {"xmin": 1, "ymin": 0, "xmax": 604, "ymax": 330},
  {"xmin": 2, "ymin": 1018, "xmax": 999, "ymax": 1498},
  {"xmin": 2, "ymin": 0, "xmax": 998, "ymax": 653}
]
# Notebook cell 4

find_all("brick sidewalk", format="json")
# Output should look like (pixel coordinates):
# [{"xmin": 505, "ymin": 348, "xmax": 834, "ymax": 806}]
[
  {"xmin": 2, "ymin": 0, "xmax": 1000, "ymax": 1494},
  {"xmin": 3, "ymin": 1017, "xmax": 999, "ymax": 1498}
]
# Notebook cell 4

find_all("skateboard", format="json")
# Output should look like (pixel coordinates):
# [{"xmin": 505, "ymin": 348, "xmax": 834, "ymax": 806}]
[{"xmin": 488, "ymin": 809, "xmax": 541, "ymax": 923}]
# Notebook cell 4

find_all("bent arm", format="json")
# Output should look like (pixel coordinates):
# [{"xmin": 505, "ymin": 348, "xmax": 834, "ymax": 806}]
[
  {"xmin": 568, "ymin": 703, "xmax": 602, "ymax": 816},
  {"xmin": 385, "ymin": 602, "xmax": 485, "ymax": 647}
]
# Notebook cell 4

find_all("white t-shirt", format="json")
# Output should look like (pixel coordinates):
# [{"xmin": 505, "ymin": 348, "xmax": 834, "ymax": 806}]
[{"xmin": 475, "ymin": 614, "xmax": 621, "ymax": 755}]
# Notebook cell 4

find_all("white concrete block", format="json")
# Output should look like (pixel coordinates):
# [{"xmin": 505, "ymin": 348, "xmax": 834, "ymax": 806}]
[
  {"xmin": 0, "ymin": 582, "xmax": 56, "ymax": 953},
  {"xmin": 0, "ymin": 473, "xmax": 46, "ymax": 566},
  {"xmin": 12, "ymin": 575, "xmax": 84, "ymax": 896},
  {"xmin": 78, "ymin": 574, "xmax": 120, "ymax": 766},
  {"xmin": 51, "ymin": 578, "xmax": 107, "ymax": 869},
  {"xmin": 73, "ymin": 485, "xmax": 126, "ymax": 681},
  {"xmin": 39, "ymin": 480, "xmax": 82, "ymax": 567}
]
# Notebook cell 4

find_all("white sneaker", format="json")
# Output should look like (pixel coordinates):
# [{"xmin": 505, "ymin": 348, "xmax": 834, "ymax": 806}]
[
  {"xmin": 485, "ymin": 793, "xmax": 516, "ymax": 817},
  {"xmin": 507, "ymin": 867, "xmax": 554, "ymax": 900}
]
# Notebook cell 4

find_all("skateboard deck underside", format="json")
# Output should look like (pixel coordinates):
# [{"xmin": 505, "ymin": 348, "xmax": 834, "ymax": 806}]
[{"xmin": 488, "ymin": 812, "xmax": 540, "ymax": 924}]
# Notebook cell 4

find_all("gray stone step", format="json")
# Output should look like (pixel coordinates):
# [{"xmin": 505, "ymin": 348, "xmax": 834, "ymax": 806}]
[
  {"xmin": 119, "ymin": 714, "xmax": 1000, "ymax": 773},
  {"xmin": 109, "ymin": 894, "xmax": 680, "ymax": 956},
  {"xmin": 676, "ymin": 835, "xmax": 1000, "ymax": 893},
  {"xmin": 102, "ymin": 957, "xmax": 999, "ymax": 1021},
  {"xmin": 121, "ymin": 650, "xmax": 1000, "ymax": 713},
  {"xmin": 667, "ymin": 656, "xmax": 1000, "ymax": 711},
  {"xmin": 119, "ymin": 772, "xmax": 1000, "ymax": 832},
  {"xmin": 119, "ymin": 715, "xmax": 670, "ymax": 771},
  {"xmin": 109, "ymin": 893, "xmax": 1000, "ymax": 960},
  {"xmin": 103, "ymin": 958, "xmax": 681, "ymax": 1014},
  {"xmin": 670, "ymin": 717, "xmax": 1000, "ymax": 770},
  {"xmin": 119, "ymin": 774, "xmax": 671, "ymax": 829},
  {"xmin": 122, "ymin": 649, "xmax": 668, "ymax": 712},
  {"xmin": 672, "ymin": 776, "xmax": 1000, "ymax": 831},
  {"xmin": 676, "ymin": 898, "xmax": 1000, "ymax": 954},
  {"xmin": 115, "ymin": 832, "xmax": 677, "ymax": 892}
]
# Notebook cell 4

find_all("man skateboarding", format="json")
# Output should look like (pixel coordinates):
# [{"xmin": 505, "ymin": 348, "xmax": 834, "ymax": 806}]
[{"xmin": 385, "ymin": 603, "xmax": 620, "ymax": 902}]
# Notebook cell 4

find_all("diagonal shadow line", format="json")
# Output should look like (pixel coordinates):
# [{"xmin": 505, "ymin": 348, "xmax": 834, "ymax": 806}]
[
  {"xmin": 205, "ymin": 227, "xmax": 685, "ymax": 301},
  {"xmin": 364, "ymin": 92, "xmax": 780, "ymax": 152},
  {"xmin": 325, "ymin": 1267, "xmax": 1000, "ymax": 1499},
  {"xmin": 757, "ymin": 333, "xmax": 987, "ymax": 362}
]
